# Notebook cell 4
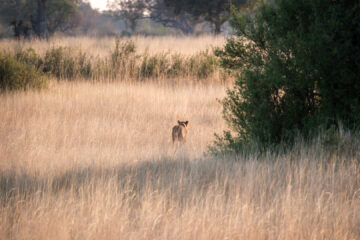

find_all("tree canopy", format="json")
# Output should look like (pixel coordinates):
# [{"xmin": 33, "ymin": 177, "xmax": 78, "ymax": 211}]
[
  {"xmin": 213, "ymin": 0, "xmax": 360, "ymax": 153},
  {"xmin": 109, "ymin": 0, "xmax": 258, "ymax": 35},
  {"xmin": 108, "ymin": 0, "xmax": 146, "ymax": 33},
  {"xmin": 0, "ymin": 0, "xmax": 81, "ymax": 38},
  {"xmin": 164, "ymin": 0, "xmax": 253, "ymax": 34}
]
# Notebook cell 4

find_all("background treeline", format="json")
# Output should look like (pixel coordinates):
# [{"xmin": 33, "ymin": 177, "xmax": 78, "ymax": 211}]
[
  {"xmin": 0, "ymin": 38, "xmax": 227, "ymax": 90},
  {"xmin": 0, "ymin": 0, "xmax": 260, "ymax": 38}
]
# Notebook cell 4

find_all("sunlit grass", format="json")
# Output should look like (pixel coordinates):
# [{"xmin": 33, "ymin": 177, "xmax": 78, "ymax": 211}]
[
  {"xmin": 0, "ymin": 35, "xmax": 226, "ymax": 57},
  {"xmin": 0, "ymin": 36, "xmax": 359, "ymax": 240}
]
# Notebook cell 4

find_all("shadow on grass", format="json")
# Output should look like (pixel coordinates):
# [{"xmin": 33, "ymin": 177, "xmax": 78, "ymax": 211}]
[{"xmin": 0, "ymin": 156, "xmax": 223, "ymax": 204}]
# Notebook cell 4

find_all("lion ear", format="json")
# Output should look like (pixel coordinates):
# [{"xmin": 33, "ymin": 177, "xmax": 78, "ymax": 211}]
[
  {"xmin": 178, "ymin": 120, "xmax": 181, "ymax": 125},
  {"xmin": 185, "ymin": 121, "xmax": 189, "ymax": 126}
]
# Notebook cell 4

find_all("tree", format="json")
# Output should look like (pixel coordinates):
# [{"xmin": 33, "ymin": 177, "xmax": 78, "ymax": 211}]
[
  {"xmin": 11, "ymin": 20, "xmax": 31, "ymax": 38},
  {"xmin": 77, "ymin": 1, "xmax": 100, "ymax": 34},
  {"xmin": 147, "ymin": 0, "xmax": 199, "ymax": 34},
  {"xmin": 164, "ymin": 0, "xmax": 257, "ymax": 34},
  {"xmin": 109, "ymin": 0, "xmax": 198, "ymax": 34},
  {"xmin": 108, "ymin": 0, "xmax": 146, "ymax": 33},
  {"xmin": 0, "ymin": 0, "xmax": 81, "ymax": 38},
  {"xmin": 0, "ymin": 0, "xmax": 32, "ymax": 24},
  {"xmin": 0, "ymin": 0, "xmax": 33, "ymax": 37},
  {"xmin": 31, "ymin": 0, "xmax": 47, "ymax": 37},
  {"xmin": 213, "ymin": 0, "xmax": 360, "ymax": 153},
  {"xmin": 45, "ymin": 0, "xmax": 81, "ymax": 35}
]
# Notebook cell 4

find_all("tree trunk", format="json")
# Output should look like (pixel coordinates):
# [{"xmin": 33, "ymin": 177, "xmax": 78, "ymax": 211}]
[
  {"xmin": 130, "ymin": 19, "xmax": 137, "ymax": 33},
  {"xmin": 31, "ymin": 0, "xmax": 47, "ymax": 38},
  {"xmin": 214, "ymin": 20, "xmax": 222, "ymax": 35},
  {"xmin": 176, "ymin": 14, "xmax": 195, "ymax": 35}
]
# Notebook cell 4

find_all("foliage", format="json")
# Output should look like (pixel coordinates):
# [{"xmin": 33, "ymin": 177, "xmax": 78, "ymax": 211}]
[
  {"xmin": 164, "ymin": 0, "xmax": 258, "ymax": 34},
  {"xmin": 15, "ymin": 48, "xmax": 43, "ymax": 70},
  {"xmin": 108, "ymin": 0, "xmax": 259, "ymax": 35},
  {"xmin": 0, "ymin": 0, "xmax": 80, "ymax": 37},
  {"xmin": 46, "ymin": 0, "xmax": 81, "ymax": 34},
  {"xmin": 0, "ymin": 52, "xmax": 47, "ymax": 91},
  {"xmin": 111, "ymin": 39, "xmax": 136, "ymax": 69},
  {"xmin": 140, "ymin": 53, "xmax": 168, "ymax": 78},
  {"xmin": 188, "ymin": 50, "xmax": 218, "ymax": 79},
  {"xmin": 213, "ymin": 0, "xmax": 360, "ymax": 153},
  {"xmin": 108, "ymin": 0, "xmax": 146, "ymax": 33},
  {"xmin": 109, "ymin": 39, "xmax": 137, "ymax": 79},
  {"xmin": 147, "ymin": 0, "xmax": 198, "ymax": 35},
  {"xmin": 1, "ymin": 39, "xmax": 224, "ymax": 84},
  {"xmin": 0, "ymin": 0, "xmax": 32, "ymax": 24},
  {"xmin": 108, "ymin": 0, "xmax": 198, "ymax": 35},
  {"xmin": 43, "ymin": 46, "xmax": 92, "ymax": 79}
]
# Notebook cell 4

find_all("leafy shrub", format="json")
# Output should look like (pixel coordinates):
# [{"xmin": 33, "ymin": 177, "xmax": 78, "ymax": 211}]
[
  {"xmin": 140, "ymin": 53, "xmax": 170, "ymax": 79},
  {"xmin": 168, "ymin": 54, "xmax": 183, "ymax": 77},
  {"xmin": 110, "ymin": 39, "xmax": 137, "ymax": 79},
  {"xmin": 43, "ymin": 46, "xmax": 93, "ymax": 79},
  {"xmin": 213, "ymin": 0, "xmax": 360, "ymax": 153},
  {"xmin": 15, "ymin": 48, "xmax": 43, "ymax": 70},
  {"xmin": 1, "ymin": 39, "xmax": 225, "ymax": 84},
  {"xmin": 43, "ymin": 47, "xmax": 73, "ymax": 79},
  {"xmin": 0, "ymin": 53, "xmax": 47, "ymax": 91},
  {"xmin": 111, "ymin": 38, "xmax": 136, "ymax": 67},
  {"xmin": 140, "ymin": 54, "xmax": 159, "ymax": 78},
  {"xmin": 77, "ymin": 51, "xmax": 92, "ymax": 78},
  {"xmin": 188, "ymin": 50, "xmax": 218, "ymax": 79}
]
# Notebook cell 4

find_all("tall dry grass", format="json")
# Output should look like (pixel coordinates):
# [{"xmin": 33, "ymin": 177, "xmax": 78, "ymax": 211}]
[
  {"xmin": 0, "ymin": 81, "xmax": 226, "ymax": 174},
  {"xmin": 0, "ymin": 35, "xmax": 226, "ymax": 57},
  {"xmin": 1, "ymin": 36, "xmax": 228, "ymax": 83},
  {"xmin": 0, "ymin": 36, "xmax": 359, "ymax": 240},
  {"xmin": 0, "ymin": 81, "xmax": 359, "ymax": 240}
]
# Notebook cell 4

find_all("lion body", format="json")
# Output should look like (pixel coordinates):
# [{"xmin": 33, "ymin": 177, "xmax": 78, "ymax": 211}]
[{"xmin": 172, "ymin": 121, "xmax": 189, "ymax": 143}]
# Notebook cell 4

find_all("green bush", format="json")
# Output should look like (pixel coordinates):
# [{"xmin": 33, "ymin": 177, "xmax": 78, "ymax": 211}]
[
  {"xmin": 15, "ymin": 48, "xmax": 43, "ymax": 71},
  {"xmin": 188, "ymin": 50, "xmax": 217, "ymax": 79},
  {"xmin": 110, "ymin": 39, "xmax": 137, "ymax": 79},
  {"xmin": 168, "ymin": 54, "xmax": 183, "ymax": 77},
  {"xmin": 0, "ymin": 53, "xmax": 47, "ymax": 91},
  {"xmin": 111, "ymin": 39, "xmax": 136, "ymax": 67},
  {"xmin": 77, "ymin": 51, "xmax": 92, "ymax": 78},
  {"xmin": 1, "ymin": 39, "xmax": 224, "ymax": 84},
  {"xmin": 42, "ymin": 46, "xmax": 93, "ymax": 80},
  {"xmin": 140, "ymin": 54, "xmax": 159, "ymax": 78},
  {"xmin": 43, "ymin": 47, "xmax": 73, "ymax": 79},
  {"xmin": 213, "ymin": 0, "xmax": 360, "ymax": 154},
  {"xmin": 140, "ymin": 53, "xmax": 170, "ymax": 79}
]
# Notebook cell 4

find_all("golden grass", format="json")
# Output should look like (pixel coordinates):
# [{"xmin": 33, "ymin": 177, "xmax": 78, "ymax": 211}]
[
  {"xmin": 0, "ymin": 81, "xmax": 226, "ymax": 174},
  {"xmin": 0, "ymin": 36, "xmax": 359, "ymax": 239},
  {"xmin": 1, "ymin": 80, "xmax": 359, "ymax": 240},
  {"xmin": 0, "ymin": 36, "xmax": 229, "ymax": 83},
  {"xmin": 0, "ymin": 35, "xmax": 226, "ymax": 57}
]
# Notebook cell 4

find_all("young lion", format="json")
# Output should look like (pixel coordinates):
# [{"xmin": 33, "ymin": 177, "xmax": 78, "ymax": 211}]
[{"xmin": 172, "ymin": 120, "xmax": 189, "ymax": 144}]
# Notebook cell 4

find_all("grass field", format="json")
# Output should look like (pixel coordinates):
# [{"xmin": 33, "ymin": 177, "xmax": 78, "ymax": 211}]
[
  {"xmin": 0, "ymin": 81, "xmax": 226, "ymax": 173},
  {"xmin": 0, "ymin": 37, "xmax": 359, "ymax": 240},
  {"xmin": 0, "ymin": 35, "xmax": 226, "ymax": 57}
]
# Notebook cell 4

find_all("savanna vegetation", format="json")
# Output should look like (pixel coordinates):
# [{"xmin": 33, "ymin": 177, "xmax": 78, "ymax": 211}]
[
  {"xmin": 0, "ymin": 34, "xmax": 359, "ymax": 240},
  {"xmin": 0, "ymin": 0, "xmax": 359, "ymax": 239},
  {"xmin": 213, "ymin": 0, "xmax": 360, "ymax": 153},
  {"xmin": 0, "ymin": 36, "xmax": 227, "ymax": 91}
]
